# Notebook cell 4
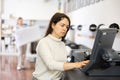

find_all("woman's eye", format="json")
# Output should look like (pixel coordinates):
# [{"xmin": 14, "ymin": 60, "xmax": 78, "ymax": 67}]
[
  {"xmin": 60, "ymin": 23, "xmax": 69, "ymax": 29},
  {"xmin": 66, "ymin": 26, "xmax": 69, "ymax": 29},
  {"xmin": 61, "ymin": 24, "xmax": 64, "ymax": 27}
]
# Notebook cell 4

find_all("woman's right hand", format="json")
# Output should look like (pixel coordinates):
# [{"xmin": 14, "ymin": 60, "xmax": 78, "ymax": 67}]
[
  {"xmin": 75, "ymin": 60, "xmax": 90, "ymax": 68},
  {"xmin": 64, "ymin": 60, "xmax": 90, "ymax": 70}
]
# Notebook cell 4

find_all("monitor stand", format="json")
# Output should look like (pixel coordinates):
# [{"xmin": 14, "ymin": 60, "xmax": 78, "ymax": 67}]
[{"xmin": 87, "ymin": 66, "xmax": 120, "ymax": 77}]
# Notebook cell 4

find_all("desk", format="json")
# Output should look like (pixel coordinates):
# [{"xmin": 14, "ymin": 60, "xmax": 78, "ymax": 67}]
[
  {"xmin": 65, "ymin": 44, "xmax": 120, "ymax": 80},
  {"xmin": 64, "ymin": 69, "xmax": 120, "ymax": 80}
]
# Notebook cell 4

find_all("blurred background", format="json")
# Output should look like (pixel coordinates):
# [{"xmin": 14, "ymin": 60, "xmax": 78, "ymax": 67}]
[{"xmin": 0, "ymin": 0, "xmax": 120, "ymax": 80}]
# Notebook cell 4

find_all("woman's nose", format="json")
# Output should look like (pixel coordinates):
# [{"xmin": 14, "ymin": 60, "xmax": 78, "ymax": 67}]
[{"xmin": 63, "ymin": 26, "xmax": 67, "ymax": 31}]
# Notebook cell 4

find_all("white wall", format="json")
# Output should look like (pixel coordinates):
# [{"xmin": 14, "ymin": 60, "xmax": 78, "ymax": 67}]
[
  {"xmin": 0, "ymin": 0, "xmax": 1, "ymax": 15},
  {"xmin": 68, "ymin": 0, "xmax": 120, "ymax": 26},
  {"xmin": 68, "ymin": 0, "xmax": 120, "ymax": 51},
  {"xmin": 2, "ymin": 0, "xmax": 59, "ymax": 20}
]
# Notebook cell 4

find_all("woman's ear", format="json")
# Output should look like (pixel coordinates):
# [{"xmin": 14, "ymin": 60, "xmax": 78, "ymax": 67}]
[{"xmin": 52, "ymin": 23, "xmax": 55, "ymax": 29}]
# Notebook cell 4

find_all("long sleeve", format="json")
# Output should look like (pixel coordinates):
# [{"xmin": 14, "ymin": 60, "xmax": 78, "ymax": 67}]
[
  {"xmin": 33, "ymin": 34, "xmax": 68, "ymax": 80},
  {"xmin": 36, "ymin": 39, "xmax": 65, "ymax": 71}
]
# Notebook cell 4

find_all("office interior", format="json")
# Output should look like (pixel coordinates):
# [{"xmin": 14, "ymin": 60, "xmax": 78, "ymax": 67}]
[{"xmin": 0, "ymin": 0, "xmax": 120, "ymax": 80}]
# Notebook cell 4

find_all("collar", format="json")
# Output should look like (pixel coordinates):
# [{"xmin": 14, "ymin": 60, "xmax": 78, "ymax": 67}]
[{"xmin": 48, "ymin": 34, "xmax": 62, "ymax": 42}]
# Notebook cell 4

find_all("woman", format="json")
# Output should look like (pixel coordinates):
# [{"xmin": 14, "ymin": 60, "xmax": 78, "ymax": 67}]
[
  {"xmin": 32, "ymin": 13, "xmax": 89, "ymax": 80},
  {"xmin": 14, "ymin": 17, "xmax": 27, "ymax": 70}
]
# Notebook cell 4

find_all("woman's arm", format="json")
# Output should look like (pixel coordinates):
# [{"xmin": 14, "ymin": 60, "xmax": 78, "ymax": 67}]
[
  {"xmin": 36, "ymin": 40, "xmax": 65, "ymax": 71},
  {"xmin": 37, "ymin": 39, "xmax": 89, "ymax": 71}
]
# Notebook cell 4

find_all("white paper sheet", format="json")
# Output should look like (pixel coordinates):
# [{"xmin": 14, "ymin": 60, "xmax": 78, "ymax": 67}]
[{"xmin": 15, "ymin": 26, "xmax": 46, "ymax": 47}]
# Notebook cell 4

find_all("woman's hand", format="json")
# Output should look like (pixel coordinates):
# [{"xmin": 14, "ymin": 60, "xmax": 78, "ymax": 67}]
[
  {"xmin": 75, "ymin": 60, "xmax": 90, "ymax": 68},
  {"xmin": 64, "ymin": 60, "xmax": 90, "ymax": 70}
]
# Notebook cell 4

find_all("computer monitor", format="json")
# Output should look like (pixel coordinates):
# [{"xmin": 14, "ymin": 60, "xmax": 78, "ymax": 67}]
[{"xmin": 81, "ymin": 28, "xmax": 120, "ymax": 76}]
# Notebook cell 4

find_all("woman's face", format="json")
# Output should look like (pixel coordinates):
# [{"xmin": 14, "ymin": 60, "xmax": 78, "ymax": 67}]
[
  {"xmin": 51, "ymin": 18, "xmax": 69, "ymax": 39},
  {"xmin": 17, "ymin": 19, "xmax": 23, "ymax": 26}
]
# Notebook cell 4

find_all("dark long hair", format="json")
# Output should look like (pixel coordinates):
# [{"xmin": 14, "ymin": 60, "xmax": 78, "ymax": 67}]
[{"xmin": 44, "ymin": 12, "xmax": 71, "ymax": 41}]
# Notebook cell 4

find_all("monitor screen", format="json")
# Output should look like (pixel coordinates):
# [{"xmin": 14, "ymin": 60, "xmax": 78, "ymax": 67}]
[{"xmin": 81, "ymin": 28, "xmax": 119, "ymax": 76}]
